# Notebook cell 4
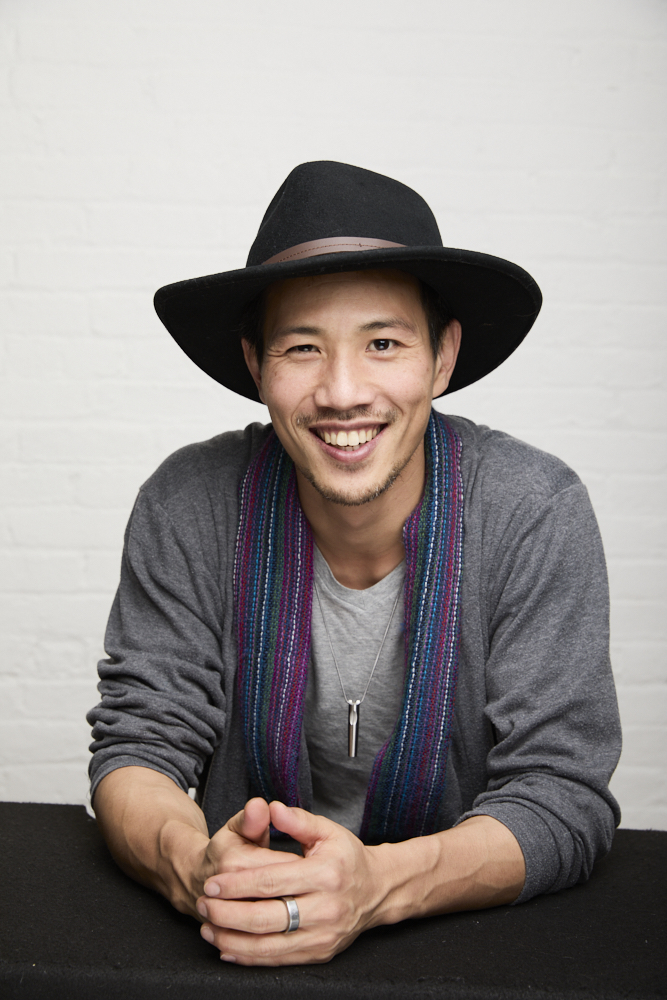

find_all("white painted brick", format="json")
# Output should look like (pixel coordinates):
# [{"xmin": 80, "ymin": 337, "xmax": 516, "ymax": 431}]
[
  {"xmin": 2, "ymin": 334, "xmax": 127, "ymax": 380},
  {"xmin": 0, "ymin": 109, "xmax": 48, "ymax": 156},
  {"xmin": 0, "ymin": 679, "xmax": 22, "ymax": 716},
  {"xmin": 599, "ymin": 516, "xmax": 667, "ymax": 560},
  {"xmin": 545, "ymin": 303, "xmax": 665, "ymax": 352},
  {"xmin": 619, "ymin": 728, "xmax": 667, "ymax": 770},
  {"xmin": 0, "ymin": 249, "xmax": 16, "ymax": 285},
  {"xmin": 0, "ymin": 550, "xmax": 85, "ymax": 593},
  {"xmin": 18, "ymin": 424, "xmax": 155, "ymax": 465},
  {"xmin": 610, "ymin": 766, "xmax": 666, "ymax": 811},
  {"xmin": 0, "ymin": 465, "xmax": 80, "ymax": 507},
  {"xmin": 612, "ymin": 602, "xmax": 667, "ymax": 643},
  {"xmin": 618, "ymin": 807, "xmax": 667, "ymax": 832},
  {"xmin": 83, "ymin": 551, "xmax": 122, "ymax": 593},
  {"xmin": 11, "ymin": 61, "xmax": 152, "ymax": 112},
  {"xmin": 616, "ymin": 684, "xmax": 667, "ymax": 728},
  {"xmin": 0, "ymin": 154, "xmax": 133, "ymax": 201},
  {"xmin": 608, "ymin": 561, "xmax": 667, "ymax": 603},
  {"xmin": 0, "ymin": 22, "xmax": 17, "ymax": 61},
  {"xmin": 0, "ymin": 763, "xmax": 90, "ymax": 805},
  {"xmin": 72, "ymin": 464, "xmax": 160, "ymax": 510},
  {"xmin": 606, "ymin": 477, "xmax": 667, "ymax": 516},
  {"xmin": 88, "ymin": 292, "xmax": 157, "ymax": 338},
  {"xmin": 611, "ymin": 642, "xmax": 667, "ymax": 685},
  {"xmin": 0, "ymin": 201, "xmax": 87, "ymax": 245},
  {"xmin": 20, "ymin": 678, "xmax": 100, "ymax": 720},
  {"xmin": 0, "ymin": 291, "xmax": 88, "ymax": 335},
  {"xmin": 2, "ymin": 634, "xmax": 99, "ymax": 680},
  {"xmin": 5, "ymin": 505, "xmax": 128, "ymax": 550},
  {"xmin": 1, "ymin": 719, "xmax": 90, "ymax": 766},
  {"xmin": 0, "ymin": 381, "xmax": 92, "ymax": 420},
  {"xmin": 85, "ymin": 203, "xmax": 252, "ymax": 251},
  {"xmin": 0, "ymin": 594, "xmax": 111, "ymax": 647},
  {"xmin": 15, "ymin": 248, "xmax": 173, "ymax": 291}
]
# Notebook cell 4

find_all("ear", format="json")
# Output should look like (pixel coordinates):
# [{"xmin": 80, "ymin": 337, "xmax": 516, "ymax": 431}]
[
  {"xmin": 432, "ymin": 319, "xmax": 462, "ymax": 398},
  {"xmin": 241, "ymin": 339, "xmax": 266, "ymax": 404}
]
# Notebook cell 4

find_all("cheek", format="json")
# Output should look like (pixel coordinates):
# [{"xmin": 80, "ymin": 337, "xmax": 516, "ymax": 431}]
[
  {"xmin": 387, "ymin": 359, "xmax": 438, "ymax": 407},
  {"xmin": 261, "ymin": 365, "xmax": 311, "ymax": 427}
]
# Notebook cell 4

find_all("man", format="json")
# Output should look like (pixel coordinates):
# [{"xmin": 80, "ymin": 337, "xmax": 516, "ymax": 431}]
[{"xmin": 88, "ymin": 161, "xmax": 621, "ymax": 966}]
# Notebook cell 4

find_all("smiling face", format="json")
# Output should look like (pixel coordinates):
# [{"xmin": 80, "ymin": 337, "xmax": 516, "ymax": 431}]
[{"xmin": 242, "ymin": 269, "xmax": 460, "ymax": 508}]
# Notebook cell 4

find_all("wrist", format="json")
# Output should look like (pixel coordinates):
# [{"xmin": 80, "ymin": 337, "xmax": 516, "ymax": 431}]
[
  {"xmin": 156, "ymin": 819, "xmax": 211, "ymax": 914},
  {"xmin": 364, "ymin": 835, "xmax": 442, "ymax": 927}
]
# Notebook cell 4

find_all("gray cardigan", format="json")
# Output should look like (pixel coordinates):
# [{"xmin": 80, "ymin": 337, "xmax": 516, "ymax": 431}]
[{"xmin": 88, "ymin": 415, "xmax": 622, "ymax": 904}]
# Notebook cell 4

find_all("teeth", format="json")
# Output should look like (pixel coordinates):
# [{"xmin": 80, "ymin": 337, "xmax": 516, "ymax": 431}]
[{"xmin": 319, "ymin": 427, "xmax": 381, "ymax": 447}]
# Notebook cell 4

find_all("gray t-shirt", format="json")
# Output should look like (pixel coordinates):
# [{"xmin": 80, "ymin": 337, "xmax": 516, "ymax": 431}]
[{"xmin": 306, "ymin": 548, "xmax": 406, "ymax": 834}]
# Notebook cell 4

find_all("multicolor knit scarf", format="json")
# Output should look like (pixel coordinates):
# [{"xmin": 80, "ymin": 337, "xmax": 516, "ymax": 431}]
[{"xmin": 233, "ymin": 410, "xmax": 464, "ymax": 843}]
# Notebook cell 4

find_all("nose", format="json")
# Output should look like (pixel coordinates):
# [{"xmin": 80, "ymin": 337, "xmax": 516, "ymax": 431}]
[{"xmin": 312, "ymin": 347, "xmax": 372, "ymax": 412}]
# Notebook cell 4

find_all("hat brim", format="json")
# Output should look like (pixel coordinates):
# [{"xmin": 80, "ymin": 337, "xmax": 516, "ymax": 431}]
[{"xmin": 153, "ymin": 246, "xmax": 542, "ymax": 403}]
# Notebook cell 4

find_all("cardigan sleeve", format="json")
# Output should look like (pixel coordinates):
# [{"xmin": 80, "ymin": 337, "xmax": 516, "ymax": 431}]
[
  {"xmin": 458, "ymin": 478, "xmax": 622, "ymax": 903},
  {"xmin": 87, "ymin": 484, "xmax": 229, "ymax": 800}
]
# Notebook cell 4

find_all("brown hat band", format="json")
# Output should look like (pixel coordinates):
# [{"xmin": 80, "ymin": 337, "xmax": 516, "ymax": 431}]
[{"xmin": 262, "ymin": 237, "xmax": 406, "ymax": 265}]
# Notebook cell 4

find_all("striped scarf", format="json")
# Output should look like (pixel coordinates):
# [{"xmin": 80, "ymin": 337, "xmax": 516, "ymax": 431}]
[{"xmin": 233, "ymin": 410, "xmax": 464, "ymax": 843}]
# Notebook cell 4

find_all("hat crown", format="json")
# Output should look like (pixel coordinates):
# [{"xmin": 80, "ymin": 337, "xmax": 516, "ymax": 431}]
[{"xmin": 246, "ymin": 161, "xmax": 443, "ymax": 267}]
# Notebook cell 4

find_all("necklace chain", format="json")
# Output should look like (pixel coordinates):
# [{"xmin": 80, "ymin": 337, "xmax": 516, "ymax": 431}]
[{"xmin": 314, "ymin": 582, "xmax": 401, "ymax": 707}]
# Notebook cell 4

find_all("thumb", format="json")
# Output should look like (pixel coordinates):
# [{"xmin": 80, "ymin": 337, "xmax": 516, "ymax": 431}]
[
  {"xmin": 227, "ymin": 797, "xmax": 271, "ymax": 846},
  {"xmin": 269, "ymin": 800, "xmax": 335, "ymax": 851}
]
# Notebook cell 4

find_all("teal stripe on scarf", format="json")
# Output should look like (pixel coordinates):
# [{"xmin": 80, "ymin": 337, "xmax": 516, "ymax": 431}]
[{"xmin": 234, "ymin": 411, "xmax": 464, "ymax": 842}]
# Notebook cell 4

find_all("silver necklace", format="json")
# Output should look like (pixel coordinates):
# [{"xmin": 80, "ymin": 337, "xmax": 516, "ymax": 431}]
[{"xmin": 314, "ymin": 582, "xmax": 401, "ymax": 758}]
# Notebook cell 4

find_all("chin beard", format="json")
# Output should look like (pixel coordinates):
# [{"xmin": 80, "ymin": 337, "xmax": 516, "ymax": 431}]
[{"xmin": 296, "ymin": 456, "xmax": 411, "ymax": 508}]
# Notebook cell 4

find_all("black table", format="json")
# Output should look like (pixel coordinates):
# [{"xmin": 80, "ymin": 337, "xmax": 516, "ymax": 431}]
[{"xmin": 1, "ymin": 803, "xmax": 665, "ymax": 1000}]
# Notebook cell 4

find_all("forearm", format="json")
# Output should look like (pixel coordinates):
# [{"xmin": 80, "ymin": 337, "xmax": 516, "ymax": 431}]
[
  {"xmin": 93, "ymin": 765, "xmax": 211, "ymax": 916},
  {"xmin": 369, "ymin": 815, "xmax": 525, "ymax": 927}
]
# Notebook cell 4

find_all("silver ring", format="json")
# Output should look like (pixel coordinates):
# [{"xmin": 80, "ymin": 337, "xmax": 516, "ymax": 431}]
[{"xmin": 280, "ymin": 895, "xmax": 300, "ymax": 933}]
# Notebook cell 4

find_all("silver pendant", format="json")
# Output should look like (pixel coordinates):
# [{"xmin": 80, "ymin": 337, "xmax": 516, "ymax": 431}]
[{"xmin": 347, "ymin": 699, "xmax": 360, "ymax": 757}]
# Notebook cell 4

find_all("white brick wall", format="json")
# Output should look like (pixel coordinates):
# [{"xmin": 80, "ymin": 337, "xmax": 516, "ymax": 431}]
[{"xmin": 1, "ymin": 0, "xmax": 665, "ymax": 829}]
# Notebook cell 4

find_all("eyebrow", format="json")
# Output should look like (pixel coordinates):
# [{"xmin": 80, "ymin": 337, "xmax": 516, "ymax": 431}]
[
  {"xmin": 271, "ymin": 317, "xmax": 417, "ymax": 340},
  {"xmin": 359, "ymin": 317, "xmax": 417, "ymax": 333}
]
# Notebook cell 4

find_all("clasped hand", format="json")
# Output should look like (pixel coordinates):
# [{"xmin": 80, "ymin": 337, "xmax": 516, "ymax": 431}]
[{"xmin": 196, "ymin": 798, "xmax": 385, "ymax": 965}]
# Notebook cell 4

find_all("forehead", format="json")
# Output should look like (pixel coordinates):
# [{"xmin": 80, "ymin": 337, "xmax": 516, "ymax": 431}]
[{"xmin": 263, "ymin": 268, "xmax": 424, "ymax": 325}]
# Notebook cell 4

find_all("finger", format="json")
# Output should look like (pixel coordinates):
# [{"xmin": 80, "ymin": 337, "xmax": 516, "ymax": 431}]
[
  {"xmin": 226, "ymin": 797, "xmax": 271, "ymax": 846},
  {"xmin": 206, "ymin": 856, "xmax": 330, "ymax": 901},
  {"xmin": 269, "ymin": 801, "xmax": 338, "ymax": 850},
  {"xmin": 200, "ymin": 923, "xmax": 343, "ymax": 967},
  {"xmin": 205, "ymin": 841, "xmax": 296, "ymax": 885},
  {"xmin": 200, "ymin": 923, "xmax": 306, "ymax": 965},
  {"xmin": 198, "ymin": 895, "xmax": 302, "ymax": 935}
]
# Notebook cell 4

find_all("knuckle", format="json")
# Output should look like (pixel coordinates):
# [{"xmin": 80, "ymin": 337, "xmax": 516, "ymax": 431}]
[
  {"xmin": 321, "ymin": 865, "xmax": 344, "ymax": 893},
  {"xmin": 321, "ymin": 896, "xmax": 346, "ymax": 926},
  {"xmin": 248, "ymin": 907, "xmax": 273, "ymax": 933},
  {"xmin": 256, "ymin": 937, "xmax": 280, "ymax": 959},
  {"xmin": 257, "ymin": 870, "xmax": 279, "ymax": 896}
]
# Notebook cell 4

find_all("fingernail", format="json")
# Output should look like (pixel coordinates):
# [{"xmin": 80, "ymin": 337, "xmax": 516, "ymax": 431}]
[
  {"xmin": 201, "ymin": 925, "xmax": 214, "ymax": 944},
  {"xmin": 197, "ymin": 900, "xmax": 207, "ymax": 919},
  {"xmin": 220, "ymin": 953, "xmax": 237, "ymax": 963},
  {"xmin": 205, "ymin": 881, "xmax": 221, "ymax": 896}
]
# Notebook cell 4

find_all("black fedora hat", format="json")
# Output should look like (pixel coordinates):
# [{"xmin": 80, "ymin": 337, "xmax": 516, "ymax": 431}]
[{"xmin": 154, "ymin": 161, "xmax": 542, "ymax": 402}]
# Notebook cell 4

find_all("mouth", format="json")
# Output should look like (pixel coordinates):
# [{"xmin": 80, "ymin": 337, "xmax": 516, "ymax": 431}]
[{"xmin": 310, "ymin": 425, "xmax": 384, "ymax": 452}]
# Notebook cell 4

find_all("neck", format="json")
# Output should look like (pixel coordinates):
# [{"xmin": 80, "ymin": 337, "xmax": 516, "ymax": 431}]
[{"xmin": 296, "ymin": 441, "xmax": 426, "ymax": 590}]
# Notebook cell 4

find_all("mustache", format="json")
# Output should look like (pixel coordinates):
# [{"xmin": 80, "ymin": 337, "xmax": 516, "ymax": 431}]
[{"xmin": 295, "ymin": 407, "xmax": 398, "ymax": 428}]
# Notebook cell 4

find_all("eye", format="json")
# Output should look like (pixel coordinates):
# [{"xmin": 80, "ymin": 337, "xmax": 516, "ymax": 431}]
[
  {"xmin": 289, "ymin": 344, "xmax": 318, "ymax": 354},
  {"xmin": 369, "ymin": 339, "xmax": 395, "ymax": 352}
]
